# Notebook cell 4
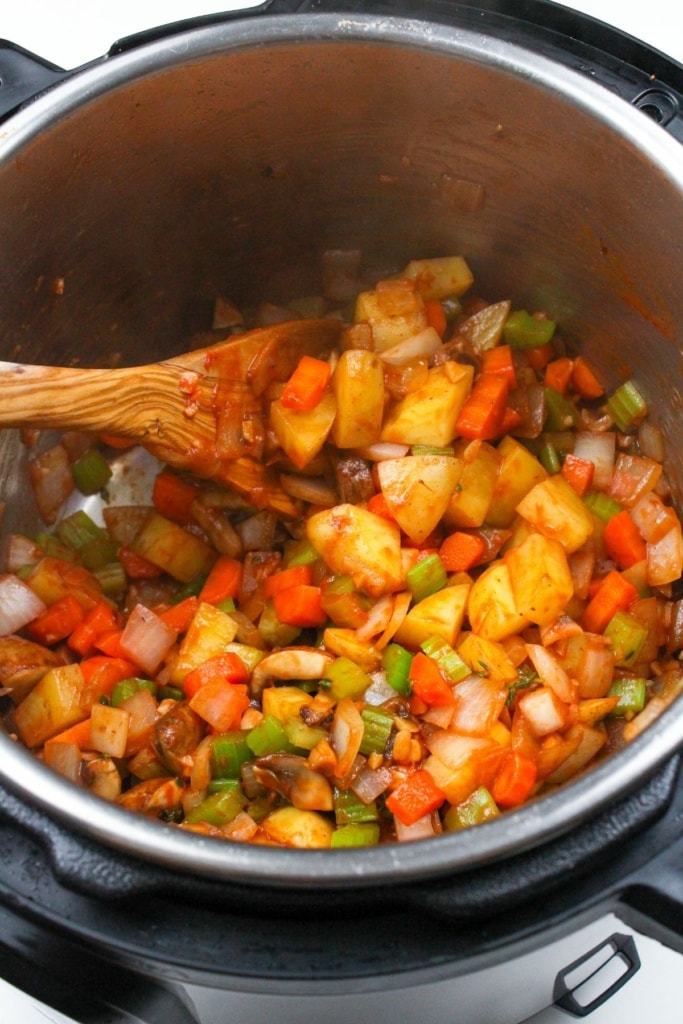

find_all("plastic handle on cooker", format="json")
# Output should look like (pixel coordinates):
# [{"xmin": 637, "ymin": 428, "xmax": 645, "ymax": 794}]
[
  {"xmin": 552, "ymin": 934, "xmax": 641, "ymax": 1017},
  {"xmin": 0, "ymin": 40, "xmax": 69, "ymax": 122}
]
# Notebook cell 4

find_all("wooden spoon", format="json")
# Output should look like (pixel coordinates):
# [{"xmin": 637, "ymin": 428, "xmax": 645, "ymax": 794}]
[{"xmin": 0, "ymin": 318, "xmax": 344, "ymax": 516}]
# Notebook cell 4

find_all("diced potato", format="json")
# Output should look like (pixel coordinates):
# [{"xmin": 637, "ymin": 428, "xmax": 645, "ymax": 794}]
[
  {"xmin": 377, "ymin": 454, "xmax": 463, "ymax": 545},
  {"xmin": 486, "ymin": 436, "xmax": 548, "ymax": 528},
  {"xmin": 306, "ymin": 503, "xmax": 403, "ymax": 598},
  {"xmin": 270, "ymin": 390, "xmax": 336, "ymax": 469},
  {"xmin": 13, "ymin": 663, "xmax": 86, "ymax": 748},
  {"xmin": 515, "ymin": 475, "xmax": 594, "ymax": 554},
  {"xmin": 354, "ymin": 279, "xmax": 427, "ymax": 352},
  {"xmin": 259, "ymin": 806, "xmax": 334, "ymax": 848},
  {"xmin": 443, "ymin": 440, "xmax": 500, "ymax": 529},
  {"xmin": 467, "ymin": 561, "xmax": 530, "ymax": 641},
  {"xmin": 89, "ymin": 702, "xmax": 130, "ymax": 758},
  {"xmin": 646, "ymin": 522, "xmax": 683, "ymax": 586},
  {"xmin": 322, "ymin": 628, "xmax": 382, "ymax": 672},
  {"xmin": 505, "ymin": 532, "xmax": 574, "ymax": 626},
  {"xmin": 455, "ymin": 299, "xmax": 512, "ymax": 354},
  {"xmin": 26, "ymin": 557, "xmax": 102, "ymax": 611},
  {"xmin": 380, "ymin": 363, "xmax": 474, "ymax": 448},
  {"xmin": 457, "ymin": 633, "xmax": 519, "ymax": 682},
  {"xmin": 393, "ymin": 581, "xmax": 471, "ymax": 648},
  {"xmin": 0, "ymin": 636, "xmax": 63, "ymax": 704},
  {"xmin": 261, "ymin": 684, "xmax": 315, "ymax": 722},
  {"xmin": 331, "ymin": 349, "xmax": 384, "ymax": 448},
  {"xmin": 170, "ymin": 601, "xmax": 239, "ymax": 684},
  {"xmin": 402, "ymin": 256, "xmax": 474, "ymax": 301},
  {"xmin": 130, "ymin": 511, "xmax": 217, "ymax": 583}
]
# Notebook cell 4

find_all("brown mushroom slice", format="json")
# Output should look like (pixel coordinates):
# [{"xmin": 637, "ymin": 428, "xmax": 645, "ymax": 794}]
[
  {"xmin": 252, "ymin": 753, "xmax": 334, "ymax": 811},
  {"xmin": 249, "ymin": 646, "xmax": 335, "ymax": 698},
  {"xmin": 152, "ymin": 703, "xmax": 206, "ymax": 776},
  {"xmin": 0, "ymin": 635, "xmax": 63, "ymax": 704}
]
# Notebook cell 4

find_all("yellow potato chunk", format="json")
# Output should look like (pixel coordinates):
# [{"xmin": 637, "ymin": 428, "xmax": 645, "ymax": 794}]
[
  {"xmin": 354, "ymin": 279, "xmax": 427, "ymax": 352},
  {"xmin": 505, "ymin": 531, "xmax": 574, "ymax": 626},
  {"xmin": 259, "ymin": 806, "xmax": 334, "ymax": 848},
  {"xmin": 443, "ymin": 440, "xmax": 500, "ymax": 529},
  {"xmin": 331, "ymin": 349, "xmax": 384, "ymax": 448},
  {"xmin": 377, "ymin": 454, "xmax": 463, "ymax": 545},
  {"xmin": 401, "ymin": 255, "xmax": 474, "ymax": 301},
  {"xmin": 380, "ymin": 363, "xmax": 474, "ymax": 448},
  {"xmin": 515, "ymin": 474, "xmax": 594, "ymax": 553},
  {"xmin": 13, "ymin": 663, "xmax": 86, "ymax": 748},
  {"xmin": 130, "ymin": 511, "xmax": 217, "ymax": 583},
  {"xmin": 306, "ymin": 503, "xmax": 403, "ymax": 598},
  {"xmin": 170, "ymin": 602, "xmax": 239, "ymax": 684},
  {"xmin": 467, "ymin": 561, "xmax": 530, "ymax": 641},
  {"xmin": 393, "ymin": 581, "xmax": 471, "ymax": 648},
  {"xmin": 486, "ymin": 436, "xmax": 548, "ymax": 528},
  {"xmin": 457, "ymin": 633, "xmax": 518, "ymax": 682},
  {"xmin": 270, "ymin": 389, "xmax": 336, "ymax": 469}
]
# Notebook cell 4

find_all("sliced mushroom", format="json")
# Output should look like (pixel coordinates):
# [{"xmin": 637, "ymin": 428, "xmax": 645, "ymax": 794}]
[
  {"xmin": 253, "ymin": 753, "xmax": 334, "ymax": 811},
  {"xmin": 117, "ymin": 777, "xmax": 185, "ymax": 818},
  {"xmin": 0, "ymin": 635, "xmax": 63, "ymax": 704},
  {"xmin": 249, "ymin": 646, "xmax": 335, "ymax": 698},
  {"xmin": 153, "ymin": 703, "xmax": 206, "ymax": 776}
]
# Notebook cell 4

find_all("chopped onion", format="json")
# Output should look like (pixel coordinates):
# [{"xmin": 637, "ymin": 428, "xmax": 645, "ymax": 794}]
[
  {"xmin": 355, "ymin": 594, "xmax": 394, "ymax": 642},
  {"xmin": 44, "ymin": 742, "xmax": 83, "ymax": 785},
  {"xmin": 0, "ymin": 575, "xmax": 46, "ymax": 635},
  {"xmin": 356, "ymin": 442, "xmax": 410, "ymax": 462},
  {"xmin": 363, "ymin": 672, "xmax": 396, "ymax": 706},
  {"xmin": 4, "ymin": 533, "xmax": 43, "ymax": 574},
  {"xmin": 28, "ymin": 443, "xmax": 75, "ymax": 524},
  {"xmin": 572, "ymin": 431, "xmax": 615, "ymax": 490},
  {"xmin": 351, "ymin": 764, "xmax": 393, "ymax": 803},
  {"xmin": 119, "ymin": 604, "xmax": 177, "ymax": 675},
  {"xmin": 525, "ymin": 643, "xmax": 575, "ymax": 703},
  {"xmin": 394, "ymin": 812, "xmax": 440, "ymax": 842},
  {"xmin": 280, "ymin": 474, "xmax": 338, "ymax": 507},
  {"xmin": 638, "ymin": 420, "xmax": 666, "ymax": 463},
  {"xmin": 379, "ymin": 326, "xmax": 443, "ymax": 365}
]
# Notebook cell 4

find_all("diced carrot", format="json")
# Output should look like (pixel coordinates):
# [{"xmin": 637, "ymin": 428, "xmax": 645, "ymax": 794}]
[
  {"xmin": 189, "ymin": 679, "xmax": 250, "ymax": 732},
  {"xmin": 272, "ymin": 584, "xmax": 327, "ymax": 628},
  {"xmin": 26, "ymin": 594, "xmax": 85, "ymax": 646},
  {"xmin": 263, "ymin": 564, "xmax": 313, "ymax": 600},
  {"xmin": 44, "ymin": 718, "xmax": 94, "ymax": 750},
  {"xmin": 158, "ymin": 596, "xmax": 200, "ymax": 634},
  {"xmin": 183, "ymin": 651, "xmax": 250, "ymax": 700},
  {"xmin": 67, "ymin": 600, "xmax": 120, "ymax": 656},
  {"xmin": 408, "ymin": 652, "xmax": 455, "ymax": 707},
  {"xmin": 385, "ymin": 768, "xmax": 446, "ymax": 826},
  {"xmin": 572, "ymin": 356, "xmax": 605, "ymax": 399},
  {"xmin": 500, "ymin": 406, "xmax": 523, "ymax": 434},
  {"xmin": 424, "ymin": 299, "xmax": 448, "ymax": 339},
  {"xmin": 94, "ymin": 628, "xmax": 127, "ymax": 658},
  {"xmin": 580, "ymin": 569, "xmax": 638, "ymax": 633},
  {"xmin": 544, "ymin": 356, "xmax": 574, "ymax": 395},
  {"xmin": 455, "ymin": 372, "xmax": 509, "ymax": 440},
  {"xmin": 480, "ymin": 344, "xmax": 517, "ymax": 388},
  {"xmin": 280, "ymin": 355, "xmax": 331, "ymax": 411},
  {"xmin": 439, "ymin": 530, "xmax": 486, "ymax": 572},
  {"xmin": 79, "ymin": 655, "xmax": 140, "ymax": 709},
  {"xmin": 366, "ymin": 492, "xmax": 396, "ymax": 521},
  {"xmin": 603, "ymin": 509, "xmax": 647, "ymax": 569},
  {"xmin": 491, "ymin": 750, "xmax": 538, "ymax": 808},
  {"xmin": 118, "ymin": 546, "xmax": 163, "ymax": 580},
  {"xmin": 561, "ymin": 453, "xmax": 595, "ymax": 496},
  {"xmin": 199, "ymin": 555, "xmax": 244, "ymax": 605},
  {"xmin": 151, "ymin": 470, "xmax": 200, "ymax": 526},
  {"xmin": 522, "ymin": 341, "xmax": 554, "ymax": 371}
]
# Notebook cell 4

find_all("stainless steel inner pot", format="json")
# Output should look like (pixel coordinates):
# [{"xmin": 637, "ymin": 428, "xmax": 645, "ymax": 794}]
[{"xmin": 1, "ymin": 8, "xmax": 683, "ymax": 888}]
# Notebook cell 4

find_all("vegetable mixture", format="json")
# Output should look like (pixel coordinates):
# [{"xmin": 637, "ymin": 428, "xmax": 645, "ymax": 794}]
[{"xmin": 2, "ymin": 253, "xmax": 683, "ymax": 849}]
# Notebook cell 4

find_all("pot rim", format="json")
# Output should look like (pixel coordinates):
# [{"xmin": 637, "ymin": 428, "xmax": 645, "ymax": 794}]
[{"xmin": 2, "ymin": 10, "xmax": 683, "ymax": 887}]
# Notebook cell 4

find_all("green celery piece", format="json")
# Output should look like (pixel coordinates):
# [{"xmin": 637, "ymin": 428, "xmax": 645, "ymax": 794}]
[
  {"xmin": 420, "ymin": 635, "xmax": 470, "ymax": 684},
  {"xmin": 406, "ymin": 552, "xmax": 447, "ymax": 601},
  {"xmin": 93, "ymin": 561, "xmax": 127, "ymax": 597},
  {"xmin": 258, "ymin": 600, "xmax": 301, "ymax": 647},
  {"xmin": 411, "ymin": 445, "xmax": 455, "ymax": 457},
  {"xmin": 285, "ymin": 538, "xmax": 321, "ymax": 567},
  {"xmin": 207, "ymin": 778, "xmax": 243, "ymax": 794},
  {"xmin": 333, "ymin": 787, "xmax": 379, "ymax": 825},
  {"xmin": 538, "ymin": 439, "xmax": 561, "ymax": 475},
  {"xmin": 171, "ymin": 574, "xmax": 208, "ymax": 603},
  {"xmin": 359, "ymin": 707, "xmax": 394, "ymax": 756},
  {"xmin": 604, "ymin": 610, "xmax": 647, "ymax": 668},
  {"xmin": 331, "ymin": 823, "xmax": 381, "ymax": 847},
  {"xmin": 583, "ymin": 490, "xmax": 623, "ymax": 523},
  {"xmin": 55, "ymin": 510, "xmax": 106, "ymax": 551},
  {"xmin": 71, "ymin": 449, "xmax": 113, "ymax": 495},
  {"xmin": 608, "ymin": 677, "xmax": 647, "ymax": 717},
  {"xmin": 247, "ymin": 714, "xmax": 296, "ymax": 757},
  {"xmin": 503, "ymin": 309, "xmax": 556, "ymax": 349},
  {"xmin": 184, "ymin": 786, "xmax": 247, "ymax": 826},
  {"xmin": 156, "ymin": 684, "xmax": 184, "ymax": 702},
  {"xmin": 325, "ymin": 656, "xmax": 371, "ymax": 700},
  {"xmin": 210, "ymin": 731, "xmax": 252, "ymax": 779},
  {"xmin": 544, "ymin": 386, "xmax": 578, "ymax": 432},
  {"xmin": 111, "ymin": 678, "xmax": 156, "ymax": 707},
  {"xmin": 382, "ymin": 643, "xmax": 413, "ymax": 696},
  {"xmin": 283, "ymin": 717, "xmax": 326, "ymax": 751},
  {"xmin": 443, "ymin": 786, "xmax": 500, "ymax": 830},
  {"xmin": 606, "ymin": 381, "xmax": 648, "ymax": 432}
]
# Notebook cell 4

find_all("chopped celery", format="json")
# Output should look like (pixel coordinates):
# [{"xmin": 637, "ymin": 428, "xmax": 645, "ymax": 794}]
[
  {"xmin": 156, "ymin": 684, "xmax": 184, "ymax": 702},
  {"xmin": 333, "ymin": 787, "xmax": 379, "ymax": 825},
  {"xmin": 285, "ymin": 538, "xmax": 321, "ymax": 567},
  {"xmin": 171, "ymin": 574, "xmax": 208, "ymax": 603},
  {"xmin": 420, "ymin": 635, "xmax": 470, "ymax": 684},
  {"xmin": 406, "ymin": 552, "xmax": 447, "ymax": 601},
  {"xmin": 607, "ymin": 381, "xmax": 648, "ymax": 432},
  {"xmin": 331, "ymin": 823, "xmax": 381, "ymax": 847},
  {"xmin": 359, "ymin": 707, "xmax": 394, "ymax": 756},
  {"xmin": 584, "ymin": 490, "xmax": 623, "ymax": 523},
  {"xmin": 503, "ymin": 309, "xmax": 556, "ymax": 349},
  {"xmin": 608, "ymin": 677, "xmax": 647, "ymax": 718},
  {"xmin": 544, "ymin": 387, "xmax": 578, "ymax": 431},
  {"xmin": 93, "ymin": 561, "xmax": 127, "ymax": 597},
  {"xmin": 604, "ymin": 610, "xmax": 647, "ymax": 667},
  {"xmin": 55, "ymin": 510, "xmax": 106, "ymax": 552},
  {"xmin": 247, "ymin": 714, "xmax": 296, "ymax": 757},
  {"xmin": 538, "ymin": 439, "xmax": 562, "ymax": 475},
  {"xmin": 210, "ymin": 731, "xmax": 251, "ymax": 779},
  {"xmin": 80, "ymin": 537, "xmax": 120, "ymax": 572},
  {"xmin": 382, "ymin": 642, "xmax": 413, "ymax": 696},
  {"xmin": 325, "ymin": 656, "xmax": 372, "ymax": 700},
  {"xmin": 71, "ymin": 449, "xmax": 113, "ymax": 495},
  {"xmin": 411, "ymin": 444, "xmax": 455, "ymax": 457},
  {"xmin": 216, "ymin": 597, "xmax": 236, "ymax": 614},
  {"xmin": 283, "ymin": 717, "xmax": 326, "ymax": 751},
  {"xmin": 184, "ymin": 786, "xmax": 247, "ymax": 826},
  {"xmin": 258, "ymin": 600, "xmax": 301, "ymax": 647},
  {"xmin": 207, "ymin": 777, "xmax": 243, "ymax": 794},
  {"xmin": 443, "ymin": 786, "xmax": 500, "ymax": 830},
  {"xmin": 111, "ymin": 678, "xmax": 156, "ymax": 707}
]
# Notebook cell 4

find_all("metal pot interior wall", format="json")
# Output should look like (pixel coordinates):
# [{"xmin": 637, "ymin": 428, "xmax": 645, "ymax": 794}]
[{"xmin": 1, "ymin": 13, "xmax": 683, "ymax": 885}]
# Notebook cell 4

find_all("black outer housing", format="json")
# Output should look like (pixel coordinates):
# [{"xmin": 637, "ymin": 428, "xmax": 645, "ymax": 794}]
[{"xmin": 1, "ymin": 0, "xmax": 683, "ymax": 1007}]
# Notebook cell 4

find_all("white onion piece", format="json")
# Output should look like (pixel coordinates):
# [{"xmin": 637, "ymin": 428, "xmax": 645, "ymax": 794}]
[
  {"xmin": 379, "ymin": 326, "xmax": 443, "ymax": 365},
  {"xmin": 0, "ymin": 575, "xmax": 47, "ymax": 635},
  {"xmin": 524, "ymin": 643, "xmax": 575, "ymax": 703},
  {"xmin": 638, "ymin": 420, "xmax": 666, "ymax": 463},
  {"xmin": 280, "ymin": 474, "xmax": 338, "ymax": 507},
  {"xmin": 355, "ymin": 593, "xmax": 394, "ymax": 642},
  {"xmin": 394, "ymin": 812, "xmax": 439, "ymax": 842},
  {"xmin": 4, "ymin": 534, "xmax": 43, "ymax": 574},
  {"xmin": 572, "ymin": 431, "xmax": 615, "ymax": 489},
  {"xmin": 355, "ymin": 442, "xmax": 410, "ymax": 462},
  {"xmin": 351, "ymin": 764, "xmax": 393, "ymax": 803},
  {"xmin": 120, "ymin": 604, "xmax": 177, "ymax": 675},
  {"xmin": 363, "ymin": 671, "xmax": 396, "ymax": 706}
]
